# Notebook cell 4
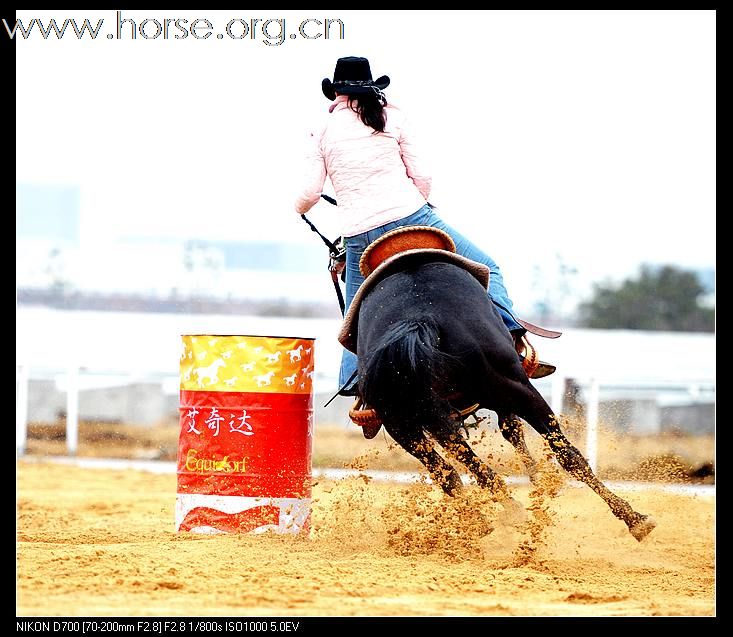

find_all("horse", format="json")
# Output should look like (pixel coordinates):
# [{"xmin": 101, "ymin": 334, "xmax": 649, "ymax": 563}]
[
  {"xmin": 351, "ymin": 255, "xmax": 656, "ymax": 542},
  {"xmin": 193, "ymin": 358, "xmax": 226, "ymax": 386}
]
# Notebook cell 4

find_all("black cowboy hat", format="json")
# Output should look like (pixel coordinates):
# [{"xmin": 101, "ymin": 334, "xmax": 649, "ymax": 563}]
[{"xmin": 322, "ymin": 56, "xmax": 390, "ymax": 101}]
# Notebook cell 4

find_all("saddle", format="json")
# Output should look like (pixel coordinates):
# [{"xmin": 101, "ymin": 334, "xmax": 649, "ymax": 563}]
[
  {"xmin": 339, "ymin": 227, "xmax": 490, "ymax": 354},
  {"xmin": 339, "ymin": 226, "xmax": 561, "ymax": 438}
]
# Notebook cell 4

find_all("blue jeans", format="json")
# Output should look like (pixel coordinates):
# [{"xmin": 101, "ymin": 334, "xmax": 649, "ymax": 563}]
[{"xmin": 338, "ymin": 203, "xmax": 523, "ymax": 392}]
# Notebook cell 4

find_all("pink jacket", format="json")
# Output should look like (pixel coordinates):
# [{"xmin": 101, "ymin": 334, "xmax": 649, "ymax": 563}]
[{"xmin": 295, "ymin": 95, "xmax": 431, "ymax": 237}]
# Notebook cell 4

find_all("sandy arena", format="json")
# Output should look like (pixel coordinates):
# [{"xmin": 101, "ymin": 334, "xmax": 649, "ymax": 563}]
[{"xmin": 16, "ymin": 458, "xmax": 714, "ymax": 617}]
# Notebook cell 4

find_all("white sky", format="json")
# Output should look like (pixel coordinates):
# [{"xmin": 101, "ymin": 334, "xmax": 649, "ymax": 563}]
[{"xmin": 15, "ymin": 10, "xmax": 716, "ymax": 311}]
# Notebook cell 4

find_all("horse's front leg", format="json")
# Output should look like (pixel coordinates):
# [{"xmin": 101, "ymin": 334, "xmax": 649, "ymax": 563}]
[
  {"xmin": 497, "ymin": 412, "xmax": 538, "ymax": 483},
  {"xmin": 383, "ymin": 425, "xmax": 463, "ymax": 496},
  {"xmin": 514, "ymin": 387, "xmax": 656, "ymax": 541},
  {"xmin": 544, "ymin": 425, "xmax": 656, "ymax": 540}
]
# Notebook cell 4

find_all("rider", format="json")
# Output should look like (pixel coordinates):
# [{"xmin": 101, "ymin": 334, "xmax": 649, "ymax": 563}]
[{"xmin": 294, "ymin": 56, "xmax": 555, "ymax": 398}]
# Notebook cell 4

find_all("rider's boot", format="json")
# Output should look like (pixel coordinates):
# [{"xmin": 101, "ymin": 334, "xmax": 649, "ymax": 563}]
[{"xmin": 512, "ymin": 332, "xmax": 556, "ymax": 379}]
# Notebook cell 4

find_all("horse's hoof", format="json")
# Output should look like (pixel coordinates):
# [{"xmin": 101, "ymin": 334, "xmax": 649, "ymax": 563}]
[{"xmin": 629, "ymin": 515, "xmax": 657, "ymax": 541}]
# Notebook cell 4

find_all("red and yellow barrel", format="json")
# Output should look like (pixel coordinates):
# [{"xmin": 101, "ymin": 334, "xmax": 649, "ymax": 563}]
[{"xmin": 175, "ymin": 334, "xmax": 314, "ymax": 535}]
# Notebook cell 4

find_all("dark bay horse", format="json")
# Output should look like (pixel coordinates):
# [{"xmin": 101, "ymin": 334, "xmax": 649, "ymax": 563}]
[{"xmin": 356, "ymin": 259, "xmax": 656, "ymax": 541}]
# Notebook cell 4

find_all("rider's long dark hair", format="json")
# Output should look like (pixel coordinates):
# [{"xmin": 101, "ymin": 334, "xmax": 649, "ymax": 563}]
[{"xmin": 344, "ymin": 89, "xmax": 387, "ymax": 133}]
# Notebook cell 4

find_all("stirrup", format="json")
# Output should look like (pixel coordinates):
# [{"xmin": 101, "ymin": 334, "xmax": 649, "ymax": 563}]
[
  {"xmin": 349, "ymin": 397, "xmax": 382, "ymax": 439},
  {"xmin": 349, "ymin": 395, "xmax": 482, "ymax": 439},
  {"xmin": 516, "ymin": 335, "xmax": 556, "ymax": 379}
]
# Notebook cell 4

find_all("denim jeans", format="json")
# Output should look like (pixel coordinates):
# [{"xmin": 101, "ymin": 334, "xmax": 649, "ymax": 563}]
[{"xmin": 338, "ymin": 203, "xmax": 523, "ymax": 392}]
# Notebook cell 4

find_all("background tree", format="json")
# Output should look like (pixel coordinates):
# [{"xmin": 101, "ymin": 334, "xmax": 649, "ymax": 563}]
[{"xmin": 577, "ymin": 264, "xmax": 714, "ymax": 332}]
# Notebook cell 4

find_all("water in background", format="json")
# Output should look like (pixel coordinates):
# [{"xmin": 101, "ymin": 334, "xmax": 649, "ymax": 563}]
[
  {"xmin": 16, "ymin": 306, "xmax": 715, "ymax": 434},
  {"xmin": 16, "ymin": 306, "xmax": 344, "ymax": 393},
  {"xmin": 17, "ymin": 306, "xmax": 715, "ymax": 383}
]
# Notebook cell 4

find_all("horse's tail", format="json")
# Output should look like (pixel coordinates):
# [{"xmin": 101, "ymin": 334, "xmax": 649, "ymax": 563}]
[{"xmin": 360, "ymin": 316, "xmax": 455, "ymax": 430}]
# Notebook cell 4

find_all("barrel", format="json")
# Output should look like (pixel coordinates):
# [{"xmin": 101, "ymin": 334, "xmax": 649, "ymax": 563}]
[{"xmin": 175, "ymin": 334, "xmax": 314, "ymax": 535}]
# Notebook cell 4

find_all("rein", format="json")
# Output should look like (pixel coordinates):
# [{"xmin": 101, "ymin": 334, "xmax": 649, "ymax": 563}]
[
  {"xmin": 300, "ymin": 194, "xmax": 346, "ymax": 316},
  {"xmin": 301, "ymin": 195, "xmax": 363, "ymax": 405}
]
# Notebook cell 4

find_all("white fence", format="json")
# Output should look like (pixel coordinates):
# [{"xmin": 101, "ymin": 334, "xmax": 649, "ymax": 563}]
[
  {"xmin": 16, "ymin": 363, "xmax": 715, "ymax": 473},
  {"xmin": 16, "ymin": 308, "xmax": 715, "ymax": 470}
]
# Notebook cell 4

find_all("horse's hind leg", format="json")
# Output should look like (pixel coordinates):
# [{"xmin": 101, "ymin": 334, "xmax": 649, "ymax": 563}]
[
  {"xmin": 430, "ymin": 427, "xmax": 528, "ymax": 525},
  {"xmin": 498, "ymin": 412, "xmax": 538, "ymax": 482},
  {"xmin": 429, "ymin": 427, "xmax": 511, "ymax": 500},
  {"xmin": 384, "ymin": 425, "xmax": 463, "ymax": 496},
  {"xmin": 514, "ymin": 386, "xmax": 656, "ymax": 541}
]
